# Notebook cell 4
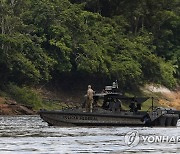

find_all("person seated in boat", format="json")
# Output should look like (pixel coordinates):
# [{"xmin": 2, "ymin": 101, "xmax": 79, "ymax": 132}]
[
  {"xmin": 86, "ymin": 85, "xmax": 94, "ymax": 112},
  {"xmin": 114, "ymin": 99, "xmax": 122, "ymax": 112},
  {"xmin": 102, "ymin": 97, "xmax": 111, "ymax": 110},
  {"xmin": 108, "ymin": 98, "xmax": 115, "ymax": 111},
  {"xmin": 129, "ymin": 101, "xmax": 138, "ymax": 113},
  {"xmin": 108, "ymin": 98, "xmax": 121, "ymax": 112}
]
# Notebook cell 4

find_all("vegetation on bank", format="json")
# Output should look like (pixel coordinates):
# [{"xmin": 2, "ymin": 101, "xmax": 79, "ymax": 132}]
[
  {"xmin": 0, "ymin": 83, "xmax": 162, "ymax": 112},
  {"xmin": 0, "ymin": 84, "xmax": 69, "ymax": 111},
  {"xmin": 0, "ymin": 0, "xmax": 179, "ymax": 111}
]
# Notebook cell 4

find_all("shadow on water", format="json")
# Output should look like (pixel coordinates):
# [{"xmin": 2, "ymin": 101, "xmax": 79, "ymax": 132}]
[{"xmin": 0, "ymin": 115, "xmax": 179, "ymax": 153}]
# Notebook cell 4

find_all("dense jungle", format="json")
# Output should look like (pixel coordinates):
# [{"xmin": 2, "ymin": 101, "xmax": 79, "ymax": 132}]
[{"xmin": 0, "ymin": 0, "xmax": 179, "ymax": 113}]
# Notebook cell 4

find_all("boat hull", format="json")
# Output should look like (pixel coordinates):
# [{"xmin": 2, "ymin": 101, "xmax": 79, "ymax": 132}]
[{"xmin": 39, "ymin": 110, "xmax": 146, "ymax": 126}]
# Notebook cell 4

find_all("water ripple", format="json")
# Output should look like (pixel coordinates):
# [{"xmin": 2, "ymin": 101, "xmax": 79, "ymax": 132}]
[{"xmin": 0, "ymin": 116, "xmax": 179, "ymax": 153}]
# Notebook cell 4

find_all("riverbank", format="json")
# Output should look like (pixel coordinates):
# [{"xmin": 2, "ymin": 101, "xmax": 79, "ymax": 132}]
[
  {"xmin": 0, "ymin": 97, "xmax": 35, "ymax": 115},
  {"xmin": 0, "ymin": 85, "xmax": 179, "ymax": 115},
  {"xmin": 159, "ymin": 90, "xmax": 180, "ymax": 110},
  {"xmin": 143, "ymin": 85, "xmax": 180, "ymax": 110},
  {"xmin": 0, "ymin": 86, "xmax": 83, "ymax": 115}
]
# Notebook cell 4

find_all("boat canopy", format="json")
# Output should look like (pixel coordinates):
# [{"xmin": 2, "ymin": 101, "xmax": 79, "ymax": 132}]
[{"xmin": 93, "ymin": 93, "xmax": 150, "ymax": 104}]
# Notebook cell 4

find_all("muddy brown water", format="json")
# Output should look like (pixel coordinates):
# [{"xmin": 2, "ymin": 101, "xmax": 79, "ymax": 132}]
[{"xmin": 0, "ymin": 115, "xmax": 179, "ymax": 153}]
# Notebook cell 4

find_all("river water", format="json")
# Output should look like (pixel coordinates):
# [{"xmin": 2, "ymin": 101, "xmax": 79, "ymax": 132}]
[{"xmin": 0, "ymin": 115, "xmax": 179, "ymax": 154}]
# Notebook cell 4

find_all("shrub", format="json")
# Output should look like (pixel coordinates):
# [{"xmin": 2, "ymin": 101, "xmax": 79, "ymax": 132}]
[{"xmin": 7, "ymin": 83, "xmax": 43, "ymax": 110}]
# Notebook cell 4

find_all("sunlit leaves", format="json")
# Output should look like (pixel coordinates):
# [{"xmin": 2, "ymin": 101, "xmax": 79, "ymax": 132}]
[{"xmin": 0, "ymin": 0, "xmax": 179, "ymax": 89}]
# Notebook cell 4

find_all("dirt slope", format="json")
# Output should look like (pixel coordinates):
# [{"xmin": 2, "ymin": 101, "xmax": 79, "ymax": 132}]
[
  {"xmin": 159, "ymin": 91, "xmax": 180, "ymax": 110},
  {"xmin": 144, "ymin": 85, "xmax": 180, "ymax": 110},
  {"xmin": 0, "ymin": 97, "xmax": 35, "ymax": 115}
]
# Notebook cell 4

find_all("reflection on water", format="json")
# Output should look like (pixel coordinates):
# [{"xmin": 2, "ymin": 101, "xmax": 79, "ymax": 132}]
[{"xmin": 0, "ymin": 115, "xmax": 179, "ymax": 153}]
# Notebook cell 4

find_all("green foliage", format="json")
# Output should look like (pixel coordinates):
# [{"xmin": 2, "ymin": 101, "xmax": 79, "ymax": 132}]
[
  {"xmin": 110, "ymin": 54, "xmax": 142, "ymax": 88},
  {"xmin": 7, "ymin": 84, "xmax": 43, "ymax": 110},
  {"xmin": 160, "ymin": 61, "xmax": 177, "ymax": 88},
  {"xmin": 0, "ymin": 0, "xmax": 179, "ymax": 92},
  {"xmin": 0, "ymin": 0, "xmax": 55, "ymax": 85}
]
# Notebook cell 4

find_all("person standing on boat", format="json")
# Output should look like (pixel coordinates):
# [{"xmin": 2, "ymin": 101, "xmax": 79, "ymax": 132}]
[{"xmin": 86, "ymin": 85, "xmax": 94, "ymax": 112}]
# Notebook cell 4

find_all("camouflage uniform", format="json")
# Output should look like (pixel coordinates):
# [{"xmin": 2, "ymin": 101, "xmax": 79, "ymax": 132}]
[{"xmin": 86, "ymin": 85, "xmax": 94, "ymax": 112}]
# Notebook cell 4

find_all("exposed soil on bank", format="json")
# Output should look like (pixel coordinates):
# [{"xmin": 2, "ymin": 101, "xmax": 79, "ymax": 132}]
[
  {"xmin": 0, "ymin": 98, "xmax": 35, "ymax": 115},
  {"xmin": 0, "ymin": 84, "xmax": 179, "ymax": 115},
  {"xmin": 0, "ymin": 87, "xmax": 84, "ymax": 115},
  {"xmin": 143, "ymin": 85, "xmax": 180, "ymax": 110},
  {"xmin": 159, "ymin": 91, "xmax": 180, "ymax": 110}
]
